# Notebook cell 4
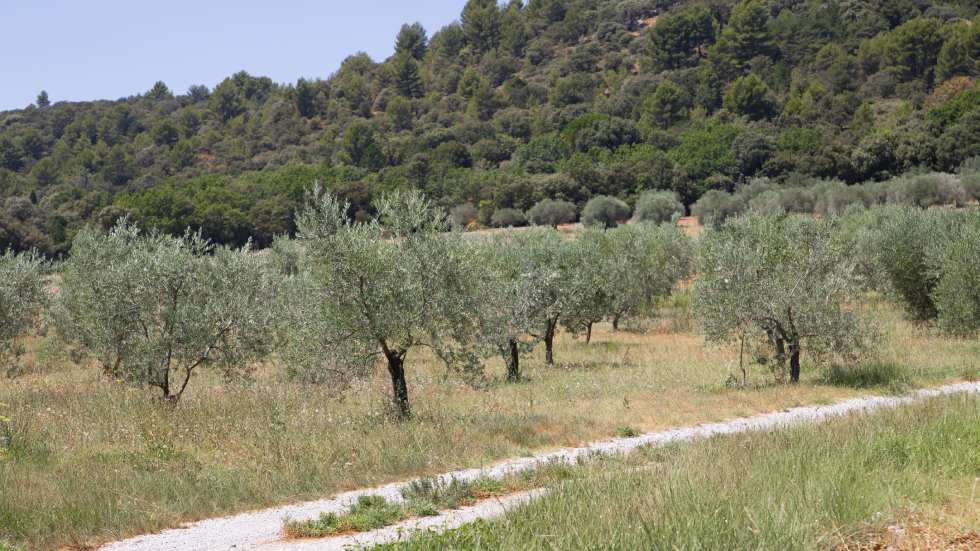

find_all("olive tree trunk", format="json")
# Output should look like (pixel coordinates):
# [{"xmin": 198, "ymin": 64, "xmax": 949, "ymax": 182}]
[
  {"xmin": 789, "ymin": 341, "xmax": 801, "ymax": 383},
  {"xmin": 385, "ymin": 350, "xmax": 410, "ymax": 418},
  {"xmin": 505, "ymin": 338, "xmax": 520, "ymax": 382},
  {"xmin": 544, "ymin": 318, "xmax": 557, "ymax": 366}
]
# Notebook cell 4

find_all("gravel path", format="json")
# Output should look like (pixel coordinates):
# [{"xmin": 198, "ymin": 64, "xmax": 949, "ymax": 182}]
[{"xmin": 101, "ymin": 381, "xmax": 980, "ymax": 551}]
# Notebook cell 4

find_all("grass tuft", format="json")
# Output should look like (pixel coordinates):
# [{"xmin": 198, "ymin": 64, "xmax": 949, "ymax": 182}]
[
  {"xmin": 284, "ymin": 495, "xmax": 405, "ymax": 538},
  {"xmin": 615, "ymin": 425, "xmax": 640, "ymax": 438},
  {"xmin": 822, "ymin": 362, "xmax": 910, "ymax": 390}
]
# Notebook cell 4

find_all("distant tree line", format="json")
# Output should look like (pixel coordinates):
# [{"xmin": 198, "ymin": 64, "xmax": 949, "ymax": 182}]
[{"xmin": 0, "ymin": 0, "xmax": 978, "ymax": 255}]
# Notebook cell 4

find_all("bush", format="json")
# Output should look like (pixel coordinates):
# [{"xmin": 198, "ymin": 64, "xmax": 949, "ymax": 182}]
[
  {"xmin": 691, "ymin": 190, "xmax": 745, "ymax": 226},
  {"xmin": 581, "ymin": 195, "xmax": 631, "ymax": 228},
  {"xmin": 527, "ymin": 199, "xmax": 578, "ymax": 227},
  {"xmin": 450, "ymin": 203, "xmax": 479, "ymax": 228},
  {"xmin": 633, "ymin": 190, "xmax": 684, "ymax": 224},
  {"xmin": 490, "ymin": 208, "xmax": 528, "ymax": 228}
]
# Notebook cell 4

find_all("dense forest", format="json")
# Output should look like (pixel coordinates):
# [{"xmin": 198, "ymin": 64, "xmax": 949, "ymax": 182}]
[{"xmin": 1, "ymin": 0, "xmax": 978, "ymax": 254}]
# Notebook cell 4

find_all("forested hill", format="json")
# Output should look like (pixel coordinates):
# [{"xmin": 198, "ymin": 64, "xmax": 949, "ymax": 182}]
[{"xmin": 1, "ymin": 0, "xmax": 979, "ymax": 255}]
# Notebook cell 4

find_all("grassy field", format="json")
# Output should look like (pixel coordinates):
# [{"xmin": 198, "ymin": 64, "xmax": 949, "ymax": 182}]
[
  {"xmin": 379, "ymin": 393, "xmax": 980, "ymax": 550},
  {"xmin": 0, "ymin": 299, "xmax": 977, "ymax": 549}
]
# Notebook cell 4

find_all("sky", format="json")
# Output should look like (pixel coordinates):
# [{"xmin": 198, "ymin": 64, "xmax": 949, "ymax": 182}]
[{"xmin": 0, "ymin": 0, "xmax": 467, "ymax": 111}]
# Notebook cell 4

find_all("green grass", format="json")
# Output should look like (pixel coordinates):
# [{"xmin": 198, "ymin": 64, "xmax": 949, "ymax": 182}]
[
  {"xmin": 285, "ymin": 472, "xmax": 546, "ymax": 538},
  {"xmin": 284, "ymin": 495, "xmax": 405, "ymax": 537},
  {"xmin": 0, "ymin": 301, "xmax": 976, "ymax": 549},
  {"xmin": 821, "ymin": 361, "xmax": 911, "ymax": 391},
  {"xmin": 377, "ymin": 394, "xmax": 980, "ymax": 550}
]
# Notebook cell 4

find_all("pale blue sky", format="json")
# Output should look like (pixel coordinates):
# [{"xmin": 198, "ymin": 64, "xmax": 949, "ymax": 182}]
[{"xmin": 0, "ymin": 0, "xmax": 467, "ymax": 111}]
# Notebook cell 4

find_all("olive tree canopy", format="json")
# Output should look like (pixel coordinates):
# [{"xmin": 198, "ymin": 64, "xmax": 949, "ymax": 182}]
[
  {"xmin": 285, "ymin": 189, "xmax": 480, "ymax": 417},
  {"xmin": 0, "ymin": 250, "xmax": 46, "ymax": 377},
  {"xmin": 694, "ymin": 214, "xmax": 872, "ymax": 383},
  {"xmin": 55, "ymin": 222, "xmax": 280, "ymax": 403},
  {"xmin": 470, "ymin": 233, "xmax": 556, "ymax": 381}
]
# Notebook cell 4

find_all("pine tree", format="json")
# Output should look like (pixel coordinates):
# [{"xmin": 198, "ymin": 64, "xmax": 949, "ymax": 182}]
[
  {"xmin": 461, "ymin": 0, "xmax": 501, "ymax": 53},
  {"xmin": 395, "ymin": 22, "xmax": 428, "ymax": 60},
  {"xmin": 35, "ymin": 90, "xmax": 50, "ymax": 108}
]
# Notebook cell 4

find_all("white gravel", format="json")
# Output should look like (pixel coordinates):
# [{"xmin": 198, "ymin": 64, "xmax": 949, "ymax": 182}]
[{"xmin": 100, "ymin": 381, "xmax": 980, "ymax": 551}]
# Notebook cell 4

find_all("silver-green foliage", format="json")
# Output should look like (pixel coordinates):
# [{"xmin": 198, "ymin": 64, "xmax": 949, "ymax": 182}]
[
  {"xmin": 602, "ymin": 223, "xmax": 693, "ymax": 327},
  {"xmin": 0, "ymin": 250, "xmax": 46, "ymax": 374},
  {"xmin": 54, "ymin": 222, "xmax": 280, "ymax": 402},
  {"xmin": 284, "ymin": 189, "xmax": 480, "ymax": 416},
  {"xmin": 694, "ymin": 213, "xmax": 872, "ymax": 382},
  {"xmin": 632, "ymin": 190, "xmax": 685, "ymax": 224},
  {"xmin": 930, "ymin": 216, "xmax": 980, "ymax": 336},
  {"xmin": 469, "ymin": 233, "xmax": 559, "ymax": 380},
  {"xmin": 561, "ymin": 224, "xmax": 693, "ymax": 339}
]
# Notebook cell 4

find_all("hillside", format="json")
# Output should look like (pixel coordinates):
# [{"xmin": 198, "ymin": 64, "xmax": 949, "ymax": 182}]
[{"xmin": 1, "ymin": 0, "xmax": 979, "ymax": 254}]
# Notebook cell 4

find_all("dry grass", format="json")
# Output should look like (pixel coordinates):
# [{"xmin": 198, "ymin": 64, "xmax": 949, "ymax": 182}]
[{"xmin": 0, "ymin": 299, "xmax": 976, "ymax": 549}]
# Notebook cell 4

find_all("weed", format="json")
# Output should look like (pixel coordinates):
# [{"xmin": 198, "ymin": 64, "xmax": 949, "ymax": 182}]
[
  {"xmin": 284, "ymin": 495, "xmax": 404, "ymax": 538},
  {"xmin": 615, "ymin": 425, "xmax": 640, "ymax": 438}
]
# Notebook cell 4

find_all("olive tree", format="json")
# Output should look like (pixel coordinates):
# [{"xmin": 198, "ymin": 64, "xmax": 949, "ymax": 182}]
[
  {"xmin": 694, "ymin": 214, "xmax": 872, "ymax": 383},
  {"xmin": 875, "ymin": 207, "xmax": 954, "ymax": 321},
  {"xmin": 0, "ymin": 250, "xmax": 46, "ymax": 376},
  {"xmin": 503, "ymin": 227, "xmax": 571, "ymax": 366},
  {"xmin": 470, "ymin": 234, "xmax": 556, "ymax": 381},
  {"xmin": 527, "ymin": 198, "xmax": 578, "ymax": 228},
  {"xmin": 561, "ymin": 224, "xmax": 693, "ymax": 340},
  {"xmin": 560, "ymin": 232, "xmax": 612, "ymax": 343},
  {"xmin": 284, "ymin": 189, "xmax": 480, "ymax": 417},
  {"xmin": 633, "ymin": 190, "xmax": 685, "ymax": 224},
  {"xmin": 55, "ymin": 222, "xmax": 280, "ymax": 403},
  {"xmin": 602, "ymin": 223, "xmax": 693, "ymax": 330},
  {"xmin": 581, "ymin": 195, "xmax": 631, "ymax": 228},
  {"xmin": 929, "ymin": 216, "xmax": 980, "ymax": 336}
]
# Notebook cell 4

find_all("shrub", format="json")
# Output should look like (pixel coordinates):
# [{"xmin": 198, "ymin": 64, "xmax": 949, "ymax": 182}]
[
  {"xmin": 691, "ymin": 190, "xmax": 745, "ymax": 226},
  {"xmin": 527, "ymin": 198, "xmax": 578, "ymax": 227},
  {"xmin": 633, "ymin": 190, "xmax": 684, "ymax": 224},
  {"xmin": 490, "ymin": 208, "xmax": 528, "ymax": 228},
  {"xmin": 450, "ymin": 203, "xmax": 480, "ymax": 228},
  {"xmin": 54, "ymin": 221, "xmax": 279, "ymax": 403},
  {"xmin": 581, "ymin": 195, "xmax": 631, "ymax": 228}
]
